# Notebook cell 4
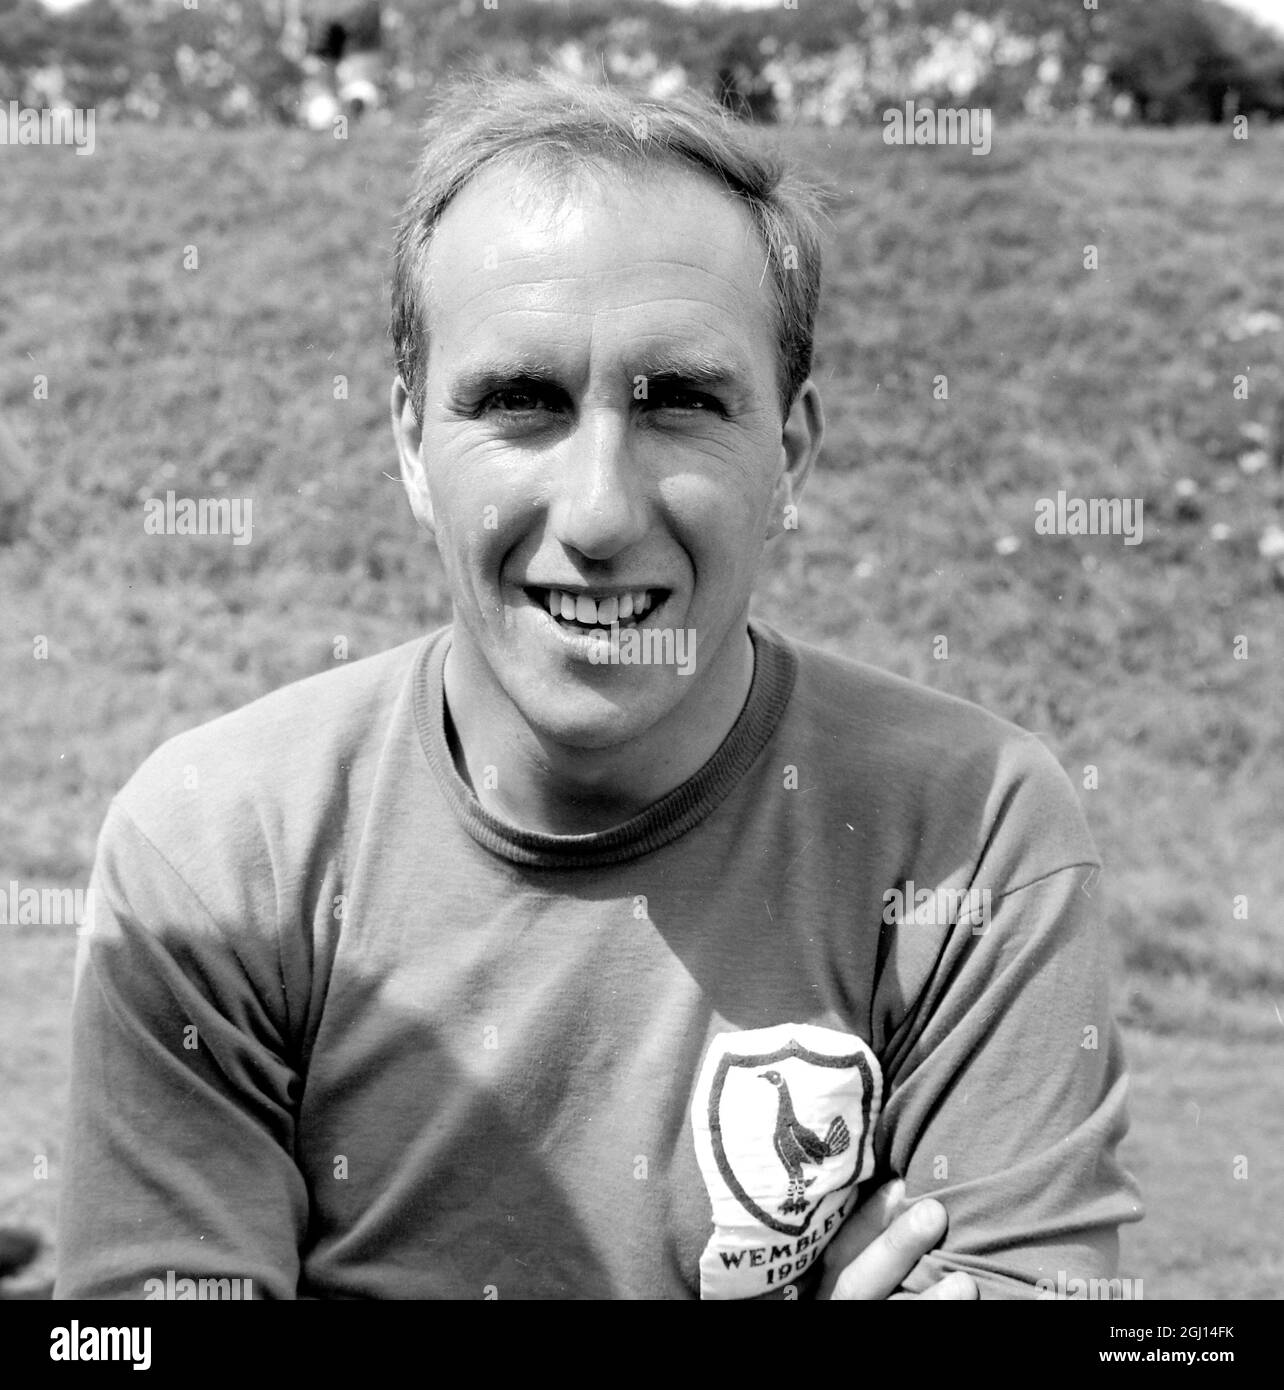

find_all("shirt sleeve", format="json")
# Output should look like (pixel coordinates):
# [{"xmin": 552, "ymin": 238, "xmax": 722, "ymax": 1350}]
[
  {"xmin": 53, "ymin": 801, "xmax": 309, "ymax": 1300},
  {"xmin": 875, "ymin": 859, "xmax": 1144, "ymax": 1299}
]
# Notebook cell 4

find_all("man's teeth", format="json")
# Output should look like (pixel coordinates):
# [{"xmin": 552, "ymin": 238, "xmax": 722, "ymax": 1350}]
[{"xmin": 544, "ymin": 589, "xmax": 651, "ymax": 624}]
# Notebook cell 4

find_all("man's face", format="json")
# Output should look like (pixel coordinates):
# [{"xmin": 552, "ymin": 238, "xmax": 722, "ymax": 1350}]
[{"xmin": 394, "ymin": 160, "xmax": 819, "ymax": 752}]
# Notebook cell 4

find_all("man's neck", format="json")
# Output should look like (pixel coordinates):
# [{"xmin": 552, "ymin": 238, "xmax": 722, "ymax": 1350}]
[{"xmin": 442, "ymin": 626, "xmax": 756, "ymax": 836}]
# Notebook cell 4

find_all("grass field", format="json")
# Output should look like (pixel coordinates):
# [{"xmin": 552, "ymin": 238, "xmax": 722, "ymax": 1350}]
[{"xmin": 1, "ymin": 116, "xmax": 1281, "ymax": 1297}]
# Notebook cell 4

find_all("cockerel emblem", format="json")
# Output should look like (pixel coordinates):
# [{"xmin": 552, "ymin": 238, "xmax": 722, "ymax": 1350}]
[{"xmin": 757, "ymin": 1069, "xmax": 851, "ymax": 1214}]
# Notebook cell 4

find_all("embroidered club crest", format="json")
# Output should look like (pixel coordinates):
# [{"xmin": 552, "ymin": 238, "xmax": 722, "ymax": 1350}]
[{"xmin": 691, "ymin": 1022, "xmax": 883, "ymax": 1299}]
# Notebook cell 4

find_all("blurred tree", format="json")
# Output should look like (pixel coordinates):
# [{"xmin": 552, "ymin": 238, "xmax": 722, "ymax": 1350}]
[
  {"xmin": 0, "ymin": 0, "xmax": 59, "ymax": 72},
  {"xmin": 714, "ymin": 31, "xmax": 778, "ymax": 122},
  {"xmin": 24, "ymin": 0, "xmax": 139, "ymax": 107},
  {"xmin": 1104, "ymin": 0, "xmax": 1235, "ymax": 122},
  {"xmin": 129, "ymin": 0, "xmax": 304, "ymax": 124},
  {"xmin": 1206, "ymin": 0, "xmax": 1284, "ymax": 117}
]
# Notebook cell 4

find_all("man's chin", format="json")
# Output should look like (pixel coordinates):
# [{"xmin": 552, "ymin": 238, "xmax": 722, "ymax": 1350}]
[{"xmin": 511, "ymin": 684, "xmax": 674, "ymax": 755}]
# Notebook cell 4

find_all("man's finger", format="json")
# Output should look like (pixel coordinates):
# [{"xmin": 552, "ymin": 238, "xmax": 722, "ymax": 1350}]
[
  {"xmin": 812, "ymin": 1178, "xmax": 905, "ymax": 1300},
  {"xmin": 823, "ymin": 1193, "xmax": 950, "ymax": 1300},
  {"xmin": 831, "ymin": 1198, "xmax": 947, "ymax": 1301}
]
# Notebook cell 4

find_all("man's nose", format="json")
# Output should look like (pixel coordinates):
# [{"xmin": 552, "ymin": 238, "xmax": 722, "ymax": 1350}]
[{"xmin": 547, "ymin": 407, "xmax": 648, "ymax": 560}]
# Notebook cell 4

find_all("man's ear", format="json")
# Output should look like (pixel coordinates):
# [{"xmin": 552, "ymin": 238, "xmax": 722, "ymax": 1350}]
[
  {"xmin": 769, "ymin": 378, "xmax": 824, "ymax": 538},
  {"xmin": 390, "ymin": 375, "xmax": 435, "ymax": 534}
]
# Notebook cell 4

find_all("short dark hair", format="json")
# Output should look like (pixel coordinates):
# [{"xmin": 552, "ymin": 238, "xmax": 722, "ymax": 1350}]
[{"xmin": 391, "ymin": 73, "xmax": 826, "ymax": 420}]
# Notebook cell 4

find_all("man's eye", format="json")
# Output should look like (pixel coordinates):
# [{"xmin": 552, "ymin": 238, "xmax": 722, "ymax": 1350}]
[
  {"xmin": 480, "ymin": 388, "xmax": 556, "ymax": 416},
  {"xmin": 648, "ymin": 387, "xmax": 723, "ymax": 416}
]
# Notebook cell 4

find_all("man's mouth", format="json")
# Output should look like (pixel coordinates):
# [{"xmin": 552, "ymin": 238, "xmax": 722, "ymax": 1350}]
[{"xmin": 524, "ymin": 586, "xmax": 668, "ymax": 632}]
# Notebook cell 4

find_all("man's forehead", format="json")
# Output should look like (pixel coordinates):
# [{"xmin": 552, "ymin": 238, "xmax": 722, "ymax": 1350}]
[
  {"xmin": 421, "ymin": 158, "xmax": 778, "ymax": 338},
  {"xmin": 436, "ymin": 155, "xmax": 764, "ymax": 250}
]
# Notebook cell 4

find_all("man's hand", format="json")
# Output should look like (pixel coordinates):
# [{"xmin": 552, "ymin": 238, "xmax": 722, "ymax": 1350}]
[{"xmin": 816, "ymin": 1179, "xmax": 979, "ymax": 1300}]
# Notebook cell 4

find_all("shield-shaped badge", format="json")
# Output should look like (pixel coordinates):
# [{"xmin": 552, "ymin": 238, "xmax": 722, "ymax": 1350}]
[{"xmin": 692, "ymin": 1022, "xmax": 883, "ymax": 1299}]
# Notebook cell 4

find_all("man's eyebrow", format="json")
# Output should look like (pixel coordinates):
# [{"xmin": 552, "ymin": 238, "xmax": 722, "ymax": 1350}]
[
  {"xmin": 633, "ymin": 349, "xmax": 752, "ymax": 392},
  {"xmin": 444, "ymin": 349, "xmax": 755, "ymax": 401},
  {"xmin": 445, "ymin": 357, "xmax": 560, "ymax": 399}
]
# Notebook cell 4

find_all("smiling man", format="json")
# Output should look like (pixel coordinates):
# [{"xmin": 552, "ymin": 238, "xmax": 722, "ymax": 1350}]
[
  {"xmin": 56, "ymin": 76, "xmax": 1141, "ymax": 1301},
  {"xmin": 391, "ymin": 141, "xmax": 813, "ymax": 835}
]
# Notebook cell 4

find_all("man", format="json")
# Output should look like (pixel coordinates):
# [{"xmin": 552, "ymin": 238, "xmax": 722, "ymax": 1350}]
[{"xmin": 56, "ymin": 76, "xmax": 1141, "ymax": 1300}]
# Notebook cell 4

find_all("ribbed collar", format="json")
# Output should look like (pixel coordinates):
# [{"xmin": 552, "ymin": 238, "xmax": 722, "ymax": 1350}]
[{"xmin": 414, "ymin": 620, "xmax": 797, "ymax": 869}]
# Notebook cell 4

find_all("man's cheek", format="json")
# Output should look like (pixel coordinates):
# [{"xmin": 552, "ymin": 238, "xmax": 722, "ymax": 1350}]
[{"xmin": 430, "ymin": 496, "xmax": 498, "ymax": 576}]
